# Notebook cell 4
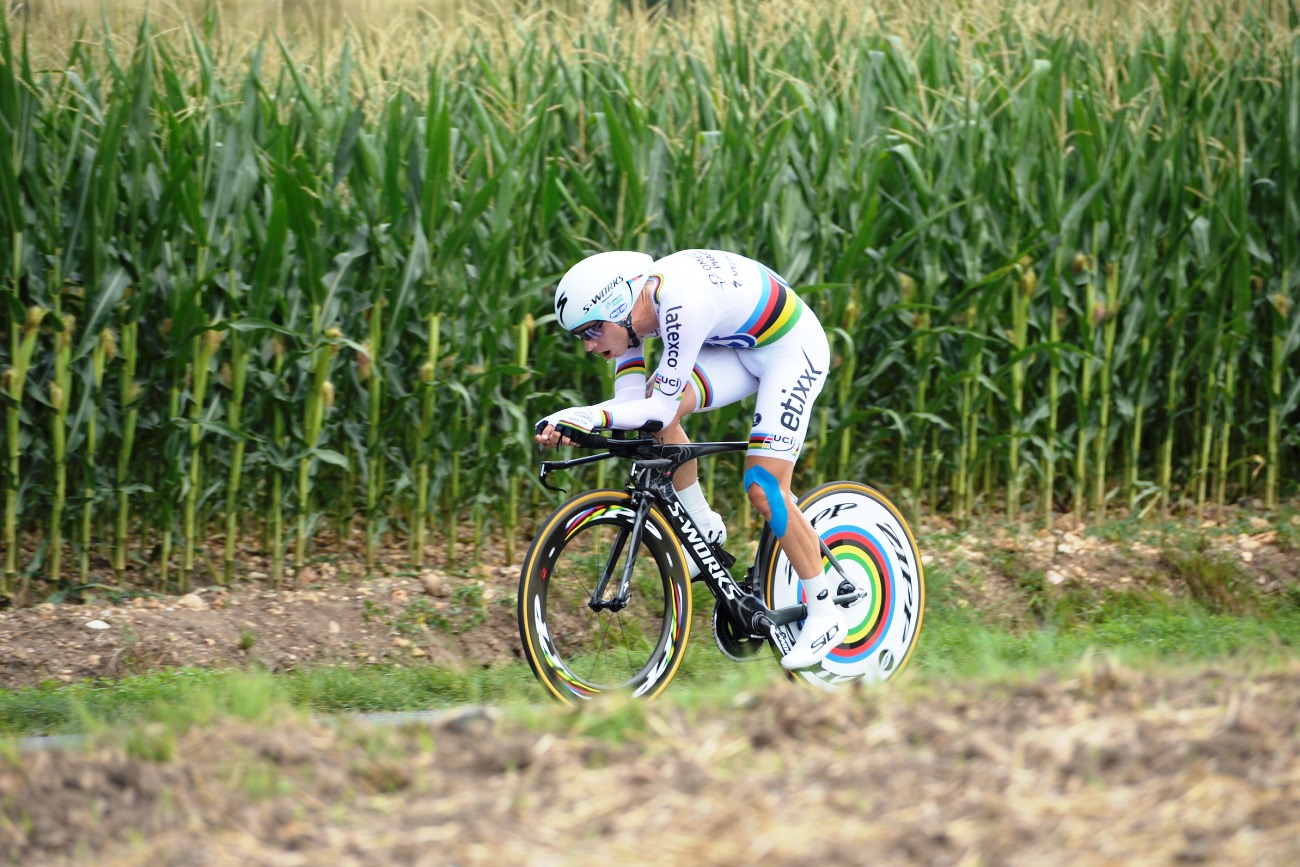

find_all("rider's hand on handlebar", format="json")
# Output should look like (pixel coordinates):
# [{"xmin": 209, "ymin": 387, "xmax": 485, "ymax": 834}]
[
  {"xmin": 534, "ymin": 421, "xmax": 577, "ymax": 449},
  {"xmin": 534, "ymin": 406, "xmax": 606, "ymax": 449}
]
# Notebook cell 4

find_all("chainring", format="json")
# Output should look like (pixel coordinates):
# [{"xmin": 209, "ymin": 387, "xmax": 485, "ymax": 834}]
[{"xmin": 711, "ymin": 601, "xmax": 767, "ymax": 663}]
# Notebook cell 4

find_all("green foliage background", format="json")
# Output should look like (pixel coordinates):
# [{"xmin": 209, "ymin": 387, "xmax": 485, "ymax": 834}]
[{"xmin": 1, "ymin": 0, "xmax": 1298, "ymax": 597}]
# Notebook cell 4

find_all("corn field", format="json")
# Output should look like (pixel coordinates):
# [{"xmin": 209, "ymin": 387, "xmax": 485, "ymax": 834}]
[{"xmin": 1, "ymin": 0, "xmax": 1298, "ymax": 602}]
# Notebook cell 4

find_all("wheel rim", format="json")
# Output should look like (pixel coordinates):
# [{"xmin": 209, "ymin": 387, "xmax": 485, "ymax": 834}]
[{"xmin": 523, "ymin": 498, "xmax": 690, "ymax": 701}]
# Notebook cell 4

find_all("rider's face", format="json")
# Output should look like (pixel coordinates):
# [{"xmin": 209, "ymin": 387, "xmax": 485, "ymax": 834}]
[{"xmin": 580, "ymin": 321, "xmax": 630, "ymax": 360}]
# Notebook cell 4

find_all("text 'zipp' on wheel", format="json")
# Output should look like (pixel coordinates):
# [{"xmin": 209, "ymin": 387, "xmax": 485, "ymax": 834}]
[
  {"xmin": 764, "ymin": 481, "xmax": 925, "ymax": 691},
  {"xmin": 518, "ymin": 490, "xmax": 692, "ymax": 704}
]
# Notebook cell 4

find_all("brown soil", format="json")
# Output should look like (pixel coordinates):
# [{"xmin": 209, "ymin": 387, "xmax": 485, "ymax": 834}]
[
  {"xmin": 2, "ymin": 510, "xmax": 1299, "ymax": 865},
  {"xmin": 1, "ymin": 512, "xmax": 1295, "ymax": 691},
  {"xmin": 5, "ymin": 662, "xmax": 1300, "ymax": 865}
]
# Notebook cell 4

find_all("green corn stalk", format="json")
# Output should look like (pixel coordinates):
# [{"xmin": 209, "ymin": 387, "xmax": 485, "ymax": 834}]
[
  {"xmin": 954, "ymin": 299, "xmax": 980, "ymax": 526},
  {"xmin": 48, "ymin": 313, "xmax": 74, "ymax": 583},
  {"xmin": 1125, "ymin": 333, "xmax": 1150, "ymax": 511},
  {"xmin": 3, "ymin": 302, "xmax": 46, "ymax": 599},
  {"xmin": 834, "ymin": 327, "xmax": 858, "ymax": 476},
  {"xmin": 1008, "ymin": 259, "xmax": 1034, "ymax": 521},
  {"xmin": 447, "ymin": 403, "xmax": 462, "ymax": 571},
  {"xmin": 1092, "ymin": 261, "xmax": 1120, "ymax": 517},
  {"xmin": 1194, "ymin": 355, "xmax": 1219, "ymax": 516},
  {"xmin": 1044, "ymin": 269, "xmax": 1062, "ymax": 527},
  {"xmin": 113, "ymin": 319, "xmax": 139, "ymax": 576},
  {"xmin": 297, "ymin": 328, "xmax": 340, "ymax": 577},
  {"xmin": 899, "ymin": 271, "xmax": 929, "ymax": 516},
  {"xmin": 1193, "ymin": 198, "xmax": 1226, "ymax": 515},
  {"xmin": 182, "ymin": 324, "xmax": 223, "ymax": 590},
  {"xmin": 473, "ymin": 420, "xmax": 488, "ymax": 564},
  {"xmin": 336, "ymin": 434, "xmax": 352, "ymax": 546},
  {"xmin": 1269, "ymin": 286, "xmax": 1291, "ymax": 509},
  {"xmin": 505, "ymin": 316, "xmax": 531, "ymax": 563},
  {"xmin": 412, "ymin": 311, "xmax": 440, "ymax": 568},
  {"xmin": 80, "ymin": 328, "xmax": 112, "ymax": 580},
  {"xmin": 1074, "ymin": 250, "xmax": 1097, "ymax": 521},
  {"xmin": 1214, "ymin": 106, "xmax": 1252, "ymax": 516},
  {"xmin": 222, "ymin": 327, "xmax": 250, "ymax": 584},
  {"xmin": 159, "ymin": 366, "xmax": 182, "ymax": 591},
  {"xmin": 982, "ymin": 389, "xmax": 995, "ymax": 508},
  {"xmin": 270, "ymin": 340, "xmax": 288, "ymax": 588},
  {"xmin": 363, "ymin": 301, "xmax": 383, "ymax": 573},
  {"xmin": 1158, "ymin": 239, "xmax": 1191, "ymax": 515}
]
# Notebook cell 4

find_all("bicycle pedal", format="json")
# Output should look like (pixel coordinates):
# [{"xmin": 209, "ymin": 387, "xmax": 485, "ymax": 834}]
[{"xmin": 836, "ymin": 579, "xmax": 857, "ymax": 607}]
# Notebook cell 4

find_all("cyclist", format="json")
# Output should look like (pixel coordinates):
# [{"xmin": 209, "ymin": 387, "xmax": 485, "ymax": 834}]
[{"xmin": 534, "ymin": 249, "xmax": 843, "ymax": 670}]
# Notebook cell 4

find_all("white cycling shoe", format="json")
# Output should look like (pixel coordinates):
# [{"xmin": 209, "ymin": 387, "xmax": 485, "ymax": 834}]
[
  {"xmin": 686, "ymin": 511, "xmax": 728, "ymax": 579},
  {"xmin": 780, "ymin": 581, "xmax": 845, "ymax": 671}
]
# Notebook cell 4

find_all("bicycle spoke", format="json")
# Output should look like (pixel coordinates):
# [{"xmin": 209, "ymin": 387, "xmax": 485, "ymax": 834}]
[
  {"xmin": 520, "ymin": 490, "xmax": 693, "ymax": 703},
  {"xmin": 549, "ymin": 520, "xmax": 665, "ymax": 686}
]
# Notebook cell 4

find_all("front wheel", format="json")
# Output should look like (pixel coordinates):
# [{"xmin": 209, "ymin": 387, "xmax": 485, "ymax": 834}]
[
  {"xmin": 762, "ymin": 481, "xmax": 925, "ymax": 691},
  {"xmin": 518, "ymin": 490, "xmax": 693, "ymax": 704}
]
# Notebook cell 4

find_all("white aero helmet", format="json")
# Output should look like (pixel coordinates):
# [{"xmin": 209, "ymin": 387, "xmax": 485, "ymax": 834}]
[{"xmin": 554, "ymin": 251, "xmax": 654, "ymax": 336}]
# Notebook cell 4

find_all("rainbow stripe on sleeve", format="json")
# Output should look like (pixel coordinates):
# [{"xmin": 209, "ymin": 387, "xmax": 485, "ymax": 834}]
[
  {"xmin": 735, "ymin": 266, "xmax": 804, "ymax": 346},
  {"xmin": 615, "ymin": 358, "xmax": 646, "ymax": 381},
  {"xmin": 690, "ymin": 365, "xmax": 714, "ymax": 408},
  {"xmin": 563, "ymin": 410, "xmax": 611, "ymax": 432}
]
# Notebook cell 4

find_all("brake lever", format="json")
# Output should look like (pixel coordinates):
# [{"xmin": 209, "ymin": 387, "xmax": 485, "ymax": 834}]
[
  {"xmin": 538, "ymin": 448, "xmax": 618, "ymax": 492},
  {"xmin": 538, "ymin": 460, "xmax": 567, "ymax": 494}
]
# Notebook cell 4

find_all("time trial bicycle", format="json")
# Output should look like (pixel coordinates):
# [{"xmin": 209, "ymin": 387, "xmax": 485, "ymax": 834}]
[{"xmin": 517, "ymin": 426, "xmax": 925, "ymax": 704}]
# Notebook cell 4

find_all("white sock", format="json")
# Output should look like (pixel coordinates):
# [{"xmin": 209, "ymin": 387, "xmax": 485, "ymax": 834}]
[
  {"xmin": 676, "ymin": 480, "xmax": 726, "ymax": 560},
  {"xmin": 675, "ymin": 480, "xmax": 716, "ymax": 531},
  {"xmin": 779, "ymin": 571, "xmax": 844, "ymax": 670},
  {"xmin": 800, "ymin": 572, "xmax": 836, "ymax": 614}
]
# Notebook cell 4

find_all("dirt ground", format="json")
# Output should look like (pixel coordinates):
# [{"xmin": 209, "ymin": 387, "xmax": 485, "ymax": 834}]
[
  {"xmin": 4, "ymin": 661, "xmax": 1300, "ymax": 865},
  {"xmin": 1, "ymin": 511, "xmax": 1296, "ymax": 691},
  {"xmin": 2, "ymin": 510, "xmax": 1299, "ymax": 865}
]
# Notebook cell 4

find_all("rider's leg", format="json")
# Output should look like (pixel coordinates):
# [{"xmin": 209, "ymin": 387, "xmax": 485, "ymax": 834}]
[
  {"xmin": 654, "ymin": 389, "xmax": 698, "ymax": 488},
  {"xmin": 745, "ymin": 455, "xmax": 844, "ymax": 670},
  {"xmin": 743, "ymin": 456, "xmax": 820, "ymax": 575},
  {"xmin": 738, "ymin": 303, "xmax": 835, "ymax": 669},
  {"xmin": 656, "ymin": 350, "xmax": 758, "ymax": 548},
  {"xmin": 655, "ymin": 387, "xmax": 727, "ymax": 554}
]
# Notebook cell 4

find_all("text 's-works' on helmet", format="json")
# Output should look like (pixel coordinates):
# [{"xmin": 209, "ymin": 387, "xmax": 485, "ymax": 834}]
[{"xmin": 554, "ymin": 251, "xmax": 653, "ymax": 334}]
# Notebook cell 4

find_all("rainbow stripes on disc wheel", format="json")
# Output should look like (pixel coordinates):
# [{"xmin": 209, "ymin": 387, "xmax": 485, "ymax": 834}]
[{"xmin": 764, "ymin": 482, "xmax": 925, "ymax": 690}]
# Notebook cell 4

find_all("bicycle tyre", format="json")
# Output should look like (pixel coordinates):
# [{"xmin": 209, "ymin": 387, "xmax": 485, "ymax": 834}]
[
  {"xmin": 761, "ymin": 481, "xmax": 925, "ymax": 690},
  {"xmin": 518, "ymin": 489, "xmax": 693, "ymax": 704}
]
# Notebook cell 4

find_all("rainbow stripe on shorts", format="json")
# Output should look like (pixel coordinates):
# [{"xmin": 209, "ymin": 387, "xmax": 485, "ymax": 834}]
[
  {"xmin": 691, "ymin": 365, "xmax": 714, "ymax": 408},
  {"xmin": 735, "ymin": 266, "xmax": 804, "ymax": 347}
]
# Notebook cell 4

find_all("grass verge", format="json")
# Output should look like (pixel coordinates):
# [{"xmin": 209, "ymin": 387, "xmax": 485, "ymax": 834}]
[{"xmin": 4, "ymin": 549, "xmax": 1299, "ymax": 740}]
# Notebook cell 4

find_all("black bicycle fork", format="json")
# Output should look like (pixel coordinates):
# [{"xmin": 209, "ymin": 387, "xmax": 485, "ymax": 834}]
[{"xmin": 587, "ymin": 492, "xmax": 653, "ymax": 614}]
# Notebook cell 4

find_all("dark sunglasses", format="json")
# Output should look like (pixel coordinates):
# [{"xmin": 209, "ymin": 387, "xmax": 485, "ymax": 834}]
[{"xmin": 572, "ymin": 323, "xmax": 605, "ymax": 341}]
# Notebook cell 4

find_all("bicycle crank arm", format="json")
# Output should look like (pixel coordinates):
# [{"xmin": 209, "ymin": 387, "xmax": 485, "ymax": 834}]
[
  {"xmin": 819, "ymin": 537, "xmax": 848, "ymax": 580},
  {"xmin": 763, "ymin": 604, "xmax": 806, "ymax": 627},
  {"xmin": 762, "ymin": 589, "xmax": 867, "ymax": 629}
]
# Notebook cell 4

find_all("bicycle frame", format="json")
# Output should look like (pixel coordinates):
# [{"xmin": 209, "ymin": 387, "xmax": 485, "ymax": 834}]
[{"xmin": 538, "ymin": 436, "xmax": 862, "ymax": 653}]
